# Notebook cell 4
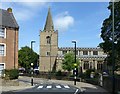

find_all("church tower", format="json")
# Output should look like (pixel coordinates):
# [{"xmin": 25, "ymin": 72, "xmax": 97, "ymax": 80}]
[{"xmin": 39, "ymin": 8, "xmax": 58, "ymax": 72}]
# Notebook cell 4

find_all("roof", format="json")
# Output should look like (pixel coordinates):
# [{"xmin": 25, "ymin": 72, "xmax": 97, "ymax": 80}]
[
  {"xmin": 58, "ymin": 47, "xmax": 103, "ymax": 51},
  {"xmin": 44, "ymin": 7, "xmax": 54, "ymax": 31},
  {"xmin": 0, "ymin": 9, "xmax": 19, "ymax": 29}
]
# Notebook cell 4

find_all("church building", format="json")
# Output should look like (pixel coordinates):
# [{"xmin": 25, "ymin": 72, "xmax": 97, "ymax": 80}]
[{"xmin": 39, "ymin": 8, "xmax": 107, "ymax": 72}]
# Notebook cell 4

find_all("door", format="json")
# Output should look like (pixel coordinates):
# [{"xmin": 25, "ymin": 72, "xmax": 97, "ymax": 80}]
[{"xmin": 0, "ymin": 64, "xmax": 4, "ymax": 76}]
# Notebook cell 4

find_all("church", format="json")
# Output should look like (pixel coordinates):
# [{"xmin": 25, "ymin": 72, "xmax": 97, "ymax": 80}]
[{"xmin": 39, "ymin": 8, "xmax": 107, "ymax": 73}]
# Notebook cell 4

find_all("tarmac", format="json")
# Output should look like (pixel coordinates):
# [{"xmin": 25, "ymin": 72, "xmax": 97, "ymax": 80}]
[{"xmin": 0, "ymin": 76, "xmax": 109, "ymax": 93}]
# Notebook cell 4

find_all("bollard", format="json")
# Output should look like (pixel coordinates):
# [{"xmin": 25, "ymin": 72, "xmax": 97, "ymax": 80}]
[
  {"xmin": 73, "ymin": 66, "xmax": 77, "ymax": 85},
  {"xmin": 31, "ymin": 78, "xmax": 33, "ymax": 86}
]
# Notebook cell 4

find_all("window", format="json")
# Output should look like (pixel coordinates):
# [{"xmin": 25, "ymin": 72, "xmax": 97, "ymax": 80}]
[
  {"xmin": 63, "ymin": 51, "xmax": 67, "ymax": 55},
  {"xmin": 46, "ymin": 36, "xmax": 51, "ymax": 44},
  {"xmin": 83, "ymin": 61, "xmax": 89, "ymax": 69},
  {"xmin": 73, "ymin": 51, "xmax": 78, "ymax": 55},
  {"xmin": 97, "ymin": 61, "xmax": 103, "ymax": 71},
  {"xmin": 0, "ymin": 28, "xmax": 5, "ymax": 38},
  {"xmin": 46, "ymin": 52, "xmax": 50, "ymax": 56},
  {"xmin": 93, "ymin": 51, "xmax": 98, "ymax": 55},
  {"xmin": 0, "ymin": 44, "xmax": 5, "ymax": 56},
  {"xmin": 83, "ymin": 51, "xmax": 88, "ymax": 55}
]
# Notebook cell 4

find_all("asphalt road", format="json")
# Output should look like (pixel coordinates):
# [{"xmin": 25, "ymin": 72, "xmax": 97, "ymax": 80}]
[
  {"xmin": 2, "ymin": 83, "xmax": 82, "ymax": 94},
  {"xmin": 1, "ymin": 76, "xmax": 110, "ymax": 94}
]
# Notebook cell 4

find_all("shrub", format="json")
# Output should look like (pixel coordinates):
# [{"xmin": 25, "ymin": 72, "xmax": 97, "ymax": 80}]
[
  {"xmin": 55, "ymin": 70, "xmax": 62, "ymax": 76},
  {"xmin": 84, "ymin": 69, "xmax": 95, "ymax": 78},
  {"xmin": 3, "ymin": 69, "xmax": 19, "ymax": 80}
]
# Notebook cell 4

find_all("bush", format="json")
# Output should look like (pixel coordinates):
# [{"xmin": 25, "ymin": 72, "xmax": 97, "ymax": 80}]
[
  {"xmin": 3, "ymin": 69, "xmax": 19, "ymax": 80},
  {"xmin": 84, "ymin": 69, "xmax": 95, "ymax": 78},
  {"xmin": 55, "ymin": 70, "xmax": 62, "ymax": 76}
]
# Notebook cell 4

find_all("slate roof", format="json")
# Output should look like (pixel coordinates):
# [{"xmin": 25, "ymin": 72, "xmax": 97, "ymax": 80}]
[{"xmin": 0, "ymin": 9, "xmax": 19, "ymax": 29}]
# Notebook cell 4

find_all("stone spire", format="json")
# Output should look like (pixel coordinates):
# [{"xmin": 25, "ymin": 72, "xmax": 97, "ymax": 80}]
[{"xmin": 44, "ymin": 7, "xmax": 54, "ymax": 31}]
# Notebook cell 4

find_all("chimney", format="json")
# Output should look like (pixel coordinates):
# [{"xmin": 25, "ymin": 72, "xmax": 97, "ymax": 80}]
[{"xmin": 7, "ymin": 8, "xmax": 12, "ymax": 13}]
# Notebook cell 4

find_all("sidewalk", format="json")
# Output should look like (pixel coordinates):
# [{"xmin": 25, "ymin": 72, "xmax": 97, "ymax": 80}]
[{"xmin": 0, "ymin": 78, "xmax": 33, "ymax": 92}]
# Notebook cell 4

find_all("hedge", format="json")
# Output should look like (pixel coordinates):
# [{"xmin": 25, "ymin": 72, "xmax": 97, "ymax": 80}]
[{"xmin": 2, "ymin": 69, "xmax": 19, "ymax": 80}]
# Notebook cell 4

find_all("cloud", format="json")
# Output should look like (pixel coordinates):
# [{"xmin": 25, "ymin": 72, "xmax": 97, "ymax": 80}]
[
  {"xmin": 1, "ymin": 2, "xmax": 49, "ymax": 21},
  {"xmin": 54, "ymin": 11, "xmax": 74, "ymax": 32},
  {"xmin": 17, "ymin": 2, "xmax": 48, "ymax": 9}
]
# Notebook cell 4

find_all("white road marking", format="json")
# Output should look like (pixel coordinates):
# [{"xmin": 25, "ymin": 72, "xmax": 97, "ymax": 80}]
[
  {"xmin": 64, "ymin": 85, "xmax": 70, "ymax": 88},
  {"xmin": 47, "ymin": 85, "xmax": 52, "ymax": 88},
  {"xmin": 56, "ymin": 85, "xmax": 62, "ymax": 88},
  {"xmin": 74, "ymin": 89, "xmax": 79, "ymax": 94},
  {"xmin": 37, "ymin": 86, "xmax": 43, "ymax": 89}
]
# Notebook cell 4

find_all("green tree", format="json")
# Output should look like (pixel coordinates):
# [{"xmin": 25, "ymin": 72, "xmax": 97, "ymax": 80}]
[
  {"xmin": 62, "ymin": 53, "xmax": 80, "ymax": 72},
  {"xmin": 99, "ymin": 1, "xmax": 120, "ymax": 70},
  {"xmin": 18, "ymin": 46, "xmax": 39, "ymax": 70}
]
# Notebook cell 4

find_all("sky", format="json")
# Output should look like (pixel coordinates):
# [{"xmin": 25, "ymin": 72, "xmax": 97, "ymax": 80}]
[{"xmin": 1, "ymin": 1, "xmax": 110, "ymax": 54}]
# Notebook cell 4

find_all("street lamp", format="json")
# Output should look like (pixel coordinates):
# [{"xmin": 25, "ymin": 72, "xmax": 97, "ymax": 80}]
[
  {"xmin": 30, "ymin": 40, "xmax": 35, "ymax": 86},
  {"xmin": 72, "ymin": 40, "xmax": 77, "ymax": 65},
  {"xmin": 72, "ymin": 40, "xmax": 77, "ymax": 85},
  {"xmin": 31, "ymin": 41, "xmax": 36, "ymax": 51}
]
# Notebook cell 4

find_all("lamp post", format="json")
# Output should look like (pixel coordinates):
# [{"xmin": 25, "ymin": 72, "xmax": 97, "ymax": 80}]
[
  {"xmin": 31, "ymin": 40, "xmax": 35, "ymax": 86},
  {"xmin": 72, "ymin": 40, "xmax": 77, "ymax": 85},
  {"xmin": 72, "ymin": 40, "xmax": 76, "ymax": 65}
]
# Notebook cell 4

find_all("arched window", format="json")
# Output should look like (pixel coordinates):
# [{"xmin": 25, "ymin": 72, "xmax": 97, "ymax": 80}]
[
  {"xmin": 46, "ymin": 36, "xmax": 51, "ymax": 44},
  {"xmin": 83, "ymin": 61, "xmax": 89, "ymax": 69},
  {"xmin": 97, "ymin": 61, "xmax": 103, "ymax": 71}
]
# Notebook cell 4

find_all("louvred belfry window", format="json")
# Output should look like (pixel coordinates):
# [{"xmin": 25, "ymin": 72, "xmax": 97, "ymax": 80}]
[{"xmin": 46, "ymin": 36, "xmax": 51, "ymax": 44}]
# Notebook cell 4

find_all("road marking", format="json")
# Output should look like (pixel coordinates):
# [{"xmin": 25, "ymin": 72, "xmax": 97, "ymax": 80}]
[
  {"xmin": 37, "ymin": 86, "xmax": 43, "ymax": 89},
  {"xmin": 56, "ymin": 85, "xmax": 62, "ymax": 88},
  {"xmin": 46, "ymin": 85, "xmax": 52, "ymax": 88},
  {"xmin": 74, "ymin": 89, "xmax": 79, "ymax": 94},
  {"xmin": 64, "ymin": 85, "xmax": 70, "ymax": 88}
]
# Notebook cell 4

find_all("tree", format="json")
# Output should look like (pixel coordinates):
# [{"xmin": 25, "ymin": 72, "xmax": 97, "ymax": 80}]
[
  {"xmin": 62, "ymin": 53, "xmax": 80, "ymax": 72},
  {"xmin": 99, "ymin": 1, "xmax": 120, "ymax": 70},
  {"xmin": 18, "ymin": 46, "xmax": 39, "ymax": 70}
]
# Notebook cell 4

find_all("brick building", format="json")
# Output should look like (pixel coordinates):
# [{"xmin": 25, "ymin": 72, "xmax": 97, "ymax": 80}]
[
  {"xmin": 39, "ymin": 8, "xmax": 107, "ymax": 72},
  {"xmin": 0, "ymin": 8, "xmax": 19, "ymax": 76}
]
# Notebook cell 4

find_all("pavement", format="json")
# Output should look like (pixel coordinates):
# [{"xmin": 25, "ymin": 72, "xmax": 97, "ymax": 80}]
[
  {"xmin": 0, "ymin": 78, "xmax": 33, "ymax": 92},
  {"xmin": 0, "ymin": 76, "xmax": 109, "ymax": 93}
]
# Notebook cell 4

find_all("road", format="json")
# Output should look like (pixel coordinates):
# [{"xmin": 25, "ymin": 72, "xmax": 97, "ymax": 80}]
[
  {"xmin": 1, "ymin": 76, "xmax": 110, "ymax": 94},
  {"xmin": 2, "ymin": 82, "xmax": 81, "ymax": 94}
]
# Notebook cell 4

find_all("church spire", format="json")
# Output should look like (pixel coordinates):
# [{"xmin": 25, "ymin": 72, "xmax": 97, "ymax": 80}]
[{"xmin": 44, "ymin": 7, "xmax": 54, "ymax": 31}]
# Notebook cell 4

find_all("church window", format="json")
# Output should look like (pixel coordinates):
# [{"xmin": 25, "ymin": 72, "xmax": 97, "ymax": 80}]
[
  {"xmin": 46, "ymin": 52, "xmax": 50, "ymax": 56},
  {"xmin": 83, "ymin": 61, "xmax": 89, "ymax": 69},
  {"xmin": 63, "ymin": 50, "xmax": 67, "ymax": 55},
  {"xmin": 83, "ymin": 51, "xmax": 88, "ymax": 55},
  {"xmin": 97, "ymin": 61, "xmax": 103, "ymax": 71},
  {"xmin": 93, "ymin": 51, "xmax": 98, "ymax": 55},
  {"xmin": 46, "ymin": 36, "xmax": 51, "ymax": 44}
]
